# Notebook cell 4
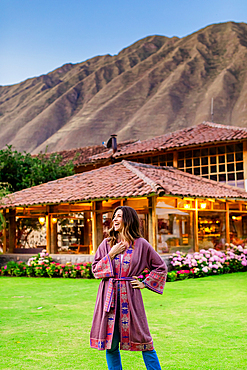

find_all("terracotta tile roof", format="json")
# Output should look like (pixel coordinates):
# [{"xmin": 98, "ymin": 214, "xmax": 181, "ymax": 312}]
[
  {"xmin": 41, "ymin": 139, "xmax": 136, "ymax": 166},
  {"xmin": 1, "ymin": 161, "xmax": 247, "ymax": 209},
  {"xmin": 90, "ymin": 122, "xmax": 247, "ymax": 161}
]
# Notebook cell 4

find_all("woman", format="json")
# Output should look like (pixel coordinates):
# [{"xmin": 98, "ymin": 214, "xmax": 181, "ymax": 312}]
[{"xmin": 90, "ymin": 206, "xmax": 167, "ymax": 370}]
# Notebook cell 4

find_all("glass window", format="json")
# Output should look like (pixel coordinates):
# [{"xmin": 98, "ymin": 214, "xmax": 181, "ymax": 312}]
[
  {"xmin": 201, "ymin": 157, "xmax": 208, "ymax": 165},
  {"xmin": 230, "ymin": 213, "xmax": 247, "ymax": 243},
  {"xmin": 237, "ymin": 172, "xmax": 244, "ymax": 180},
  {"xmin": 227, "ymin": 173, "xmax": 235, "ymax": 181},
  {"xmin": 178, "ymin": 160, "xmax": 184, "ymax": 168},
  {"xmin": 193, "ymin": 158, "xmax": 200, "ymax": 166},
  {"xmin": 227, "ymin": 163, "xmax": 235, "ymax": 172},
  {"xmin": 167, "ymin": 153, "xmax": 173, "ymax": 161},
  {"xmin": 186, "ymin": 159, "xmax": 192, "ymax": 167},
  {"xmin": 198, "ymin": 211, "xmax": 226, "ymax": 251},
  {"xmin": 186, "ymin": 168, "xmax": 193, "ymax": 174},
  {"xmin": 209, "ymin": 147, "xmax": 217, "ymax": 155},
  {"xmin": 178, "ymin": 151, "xmax": 184, "ymax": 159},
  {"xmin": 235, "ymin": 143, "xmax": 243, "ymax": 152},
  {"xmin": 227, "ymin": 153, "xmax": 234, "ymax": 162},
  {"xmin": 236, "ymin": 162, "xmax": 243, "ymax": 171},
  {"xmin": 210, "ymin": 175, "xmax": 217, "ymax": 181},
  {"xmin": 218, "ymin": 146, "xmax": 226, "ymax": 154},
  {"xmin": 167, "ymin": 161, "xmax": 173, "ymax": 167},
  {"xmin": 201, "ymin": 148, "xmax": 208, "ymax": 156},
  {"xmin": 219, "ymin": 173, "xmax": 226, "ymax": 182},
  {"xmin": 219, "ymin": 155, "xmax": 225, "ymax": 164},
  {"xmin": 236, "ymin": 152, "xmax": 243, "ymax": 161},
  {"xmin": 185, "ymin": 150, "xmax": 192, "ymax": 158},
  {"xmin": 226, "ymin": 144, "xmax": 234, "ymax": 153},
  {"xmin": 194, "ymin": 167, "xmax": 200, "ymax": 175},
  {"xmin": 210, "ymin": 165, "xmax": 217, "ymax": 173},
  {"xmin": 157, "ymin": 209, "xmax": 194, "ymax": 254},
  {"xmin": 210, "ymin": 156, "xmax": 217, "ymax": 164},
  {"xmin": 219, "ymin": 164, "xmax": 225, "ymax": 172},
  {"xmin": 193, "ymin": 149, "xmax": 200, "ymax": 157},
  {"xmin": 202, "ymin": 167, "xmax": 208, "ymax": 175}
]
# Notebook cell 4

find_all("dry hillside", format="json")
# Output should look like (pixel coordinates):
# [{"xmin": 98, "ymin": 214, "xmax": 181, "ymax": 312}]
[{"xmin": 1, "ymin": 21, "xmax": 247, "ymax": 153}]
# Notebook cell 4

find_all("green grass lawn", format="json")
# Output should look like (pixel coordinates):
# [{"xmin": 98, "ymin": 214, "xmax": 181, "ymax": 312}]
[{"xmin": 0, "ymin": 273, "xmax": 247, "ymax": 370}]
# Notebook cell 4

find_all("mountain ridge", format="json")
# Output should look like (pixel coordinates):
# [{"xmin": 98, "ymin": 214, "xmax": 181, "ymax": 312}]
[{"xmin": 1, "ymin": 21, "xmax": 247, "ymax": 153}]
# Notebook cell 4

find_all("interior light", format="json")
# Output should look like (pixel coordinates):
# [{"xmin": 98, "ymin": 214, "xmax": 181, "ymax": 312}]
[
  {"xmin": 38, "ymin": 217, "xmax": 45, "ymax": 225},
  {"xmin": 184, "ymin": 204, "xmax": 190, "ymax": 209},
  {"xmin": 52, "ymin": 218, "xmax": 57, "ymax": 224},
  {"xmin": 200, "ymin": 203, "xmax": 207, "ymax": 209}
]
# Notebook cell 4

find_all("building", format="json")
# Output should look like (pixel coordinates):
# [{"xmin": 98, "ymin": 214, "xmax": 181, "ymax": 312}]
[{"xmin": 1, "ymin": 160, "xmax": 247, "ymax": 257}]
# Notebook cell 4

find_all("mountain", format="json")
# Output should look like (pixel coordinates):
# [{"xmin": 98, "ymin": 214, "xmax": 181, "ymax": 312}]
[{"xmin": 1, "ymin": 21, "xmax": 247, "ymax": 154}]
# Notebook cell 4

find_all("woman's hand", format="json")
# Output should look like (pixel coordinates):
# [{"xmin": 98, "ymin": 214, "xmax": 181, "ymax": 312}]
[
  {"xmin": 131, "ymin": 276, "xmax": 145, "ymax": 289},
  {"xmin": 108, "ymin": 241, "xmax": 128, "ymax": 260}
]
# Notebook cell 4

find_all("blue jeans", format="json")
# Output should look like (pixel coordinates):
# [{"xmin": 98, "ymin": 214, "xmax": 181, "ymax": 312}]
[{"xmin": 106, "ymin": 288, "xmax": 162, "ymax": 370}]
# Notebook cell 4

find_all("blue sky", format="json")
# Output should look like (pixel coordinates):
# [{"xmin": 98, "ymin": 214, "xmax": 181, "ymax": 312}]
[{"xmin": 1, "ymin": 0, "xmax": 247, "ymax": 86}]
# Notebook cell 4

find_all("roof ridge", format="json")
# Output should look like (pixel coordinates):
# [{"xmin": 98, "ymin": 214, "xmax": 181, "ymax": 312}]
[
  {"xmin": 203, "ymin": 121, "xmax": 247, "ymax": 131},
  {"xmin": 122, "ymin": 161, "xmax": 159, "ymax": 193}
]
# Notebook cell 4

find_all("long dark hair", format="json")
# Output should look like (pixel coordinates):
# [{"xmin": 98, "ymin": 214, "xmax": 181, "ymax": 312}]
[{"xmin": 108, "ymin": 206, "xmax": 142, "ymax": 247}]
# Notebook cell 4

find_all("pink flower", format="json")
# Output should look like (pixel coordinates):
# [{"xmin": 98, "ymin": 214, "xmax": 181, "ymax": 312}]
[
  {"xmin": 4, "ymin": 266, "xmax": 7, "ymax": 269},
  {"xmin": 202, "ymin": 267, "xmax": 208, "ymax": 273},
  {"xmin": 241, "ymin": 260, "xmax": 247, "ymax": 266}
]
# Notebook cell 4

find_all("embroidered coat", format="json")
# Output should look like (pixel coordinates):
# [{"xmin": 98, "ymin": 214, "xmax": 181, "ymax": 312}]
[{"xmin": 90, "ymin": 237, "xmax": 167, "ymax": 351}]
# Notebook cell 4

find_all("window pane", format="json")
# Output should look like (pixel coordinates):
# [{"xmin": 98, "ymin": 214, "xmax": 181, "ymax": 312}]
[
  {"xmin": 210, "ymin": 156, "xmax": 216, "ymax": 164},
  {"xmin": 193, "ymin": 149, "xmax": 200, "ymax": 157},
  {"xmin": 193, "ymin": 158, "xmax": 200, "ymax": 166},
  {"xmin": 201, "ymin": 157, "xmax": 208, "ymax": 165},
  {"xmin": 201, "ymin": 148, "xmax": 208, "ymax": 156},
  {"xmin": 228, "ymin": 173, "xmax": 235, "ymax": 181},
  {"xmin": 210, "ymin": 175, "xmax": 217, "ymax": 181},
  {"xmin": 219, "ymin": 155, "xmax": 225, "ymax": 163},
  {"xmin": 209, "ymin": 147, "xmax": 217, "ymax": 155},
  {"xmin": 185, "ymin": 150, "xmax": 192, "ymax": 158},
  {"xmin": 235, "ymin": 143, "xmax": 243, "ymax": 152},
  {"xmin": 226, "ymin": 144, "xmax": 234, "ymax": 153},
  {"xmin": 167, "ymin": 161, "xmax": 173, "ymax": 166},
  {"xmin": 186, "ymin": 168, "xmax": 193, "ymax": 174},
  {"xmin": 237, "ymin": 172, "xmax": 244, "ymax": 180},
  {"xmin": 178, "ymin": 151, "xmax": 184, "ymax": 159},
  {"xmin": 210, "ymin": 165, "xmax": 217, "ymax": 173},
  {"xmin": 202, "ymin": 166, "xmax": 208, "ymax": 174},
  {"xmin": 236, "ymin": 152, "xmax": 243, "ymax": 161},
  {"xmin": 167, "ymin": 153, "xmax": 173, "ymax": 161},
  {"xmin": 218, "ymin": 146, "xmax": 226, "ymax": 154},
  {"xmin": 194, "ymin": 167, "xmax": 200, "ymax": 175},
  {"xmin": 236, "ymin": 162, "xmax": 243, "ymax": 171},
  {"xmin": 227, "ymin": 163, "xmax": 234, "ymax": 172},
  {"xmin": 227, "ymin": 153, "xmax": 234, "ymax": 162},
  {"xmin": 202, "ymin": 175, "xmax": 208, "ymax": 178},
  {"xmin": 186, "ymin": 159, "xmax": 192, "ymax": 167},
  {"xmin": 219, "ymin": 164, "xmax": 225, "ymax": 172},
  {"xmin": 228, "ymin": 180, "xmax": 236, "ymax": 187},
  {"xmin": 219, "ymin": 174, "xmax": 226, "ymax": 182},
  {"xmin": 178, "ymin": 160, "xmax": 184, "ymax": 168}
]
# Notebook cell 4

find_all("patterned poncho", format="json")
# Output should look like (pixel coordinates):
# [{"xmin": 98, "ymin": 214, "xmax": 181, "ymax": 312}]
[{"xmin": 90, "ymin": 237, "xmax": 167, "ymax": 351}]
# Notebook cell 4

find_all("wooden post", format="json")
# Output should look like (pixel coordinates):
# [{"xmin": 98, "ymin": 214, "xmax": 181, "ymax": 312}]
[
  {"xmin": 50, "ymin": 217, "xmax": 58, "ymax": 254},
  {"xmin": 92, "ymin": 201, "xmax": 103, "ymax": 254},
  {"xmin": 8, "ymin": 209, "xmax": 16, "ymax": 253},
  {"xmin": 148, "ymin": 196, "xmax": 157, "ymax": 251},
  {"xmin": 173, "ymin": 151, "xmax": 178, "ymax": 168},
  {"xmin": 83, "ymin": 211, "xmax": 91, "ymax": 246},
  {"xmin": 226, "ymin": 202, "xmax": 230, "ymax": 244},
  {"xmin": 46, "ymin": 215, "xmax": 51, "ymax": 254},
  {"xmin": 194, "ymin": 199, "xmax": 199, "ymax": 252},
  {"xmin": 243, "ymin": 140, "xmax": 247, "ymax": 191}
]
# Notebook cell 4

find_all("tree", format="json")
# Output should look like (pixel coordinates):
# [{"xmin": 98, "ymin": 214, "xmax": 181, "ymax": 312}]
[{"xmin": 0, "ymin": 145, "xmax": 75, "ymax": 192}]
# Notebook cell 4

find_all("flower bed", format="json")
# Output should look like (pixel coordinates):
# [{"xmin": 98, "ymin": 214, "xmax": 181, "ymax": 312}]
[
  {"xmin": 1, "ymin": 244, "xmax": 247, "ymax": 281},
  {"xmin": 169, "ymin": 243, "xmax": 247, "ymax": 281},
  {"xmin": 0, "ymin": 251, "xmax": 93, "ymax": 278}
]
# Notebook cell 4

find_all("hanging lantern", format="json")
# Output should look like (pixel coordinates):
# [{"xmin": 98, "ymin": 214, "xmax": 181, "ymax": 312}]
[
  {"xmin": 52, "ymin": 217, "xmax": 57, "ymax": 224},
  {"xmin": 38, "ymin": 217, "xmax": 45, "ymax": 225}
]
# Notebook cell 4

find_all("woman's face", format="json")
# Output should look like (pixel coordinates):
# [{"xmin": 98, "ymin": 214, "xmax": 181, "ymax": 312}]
[{"xmin": 113, "ymin": 209, "xmax": 124, "ymax": 232}]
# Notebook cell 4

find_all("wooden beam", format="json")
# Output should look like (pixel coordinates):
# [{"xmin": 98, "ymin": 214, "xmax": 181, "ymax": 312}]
[
  {"xmin": 50, "ymin": 218, "xmax": 58, "ymax": 254},
  {"xmin": 92, "ymin": 201, "xmax": 103, "ymax": 254},
  {"xmin": 46, "ymin": 215, "xmax": 51, "ymax": 254},
  {"xmin": 148, "ymin": 196, "xmax": 157, "ymax": 251},
  {"xmin": 194, "ymin": 200, "xmax": 199, "ymax": 252},
  {"xmin": 173, "ymin": 151, "xmax": 178, "ymax": 168},
  {"xmin": 243, "ymin": 140, "xmax": 247, "ymax": 191},
  {"xmin": 226, "ymin": 202, "xmax": 230, "ymax": 244},
  {"xmin": 8, "ymin": 209, "xmax": 16, "ymax": 253}
]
